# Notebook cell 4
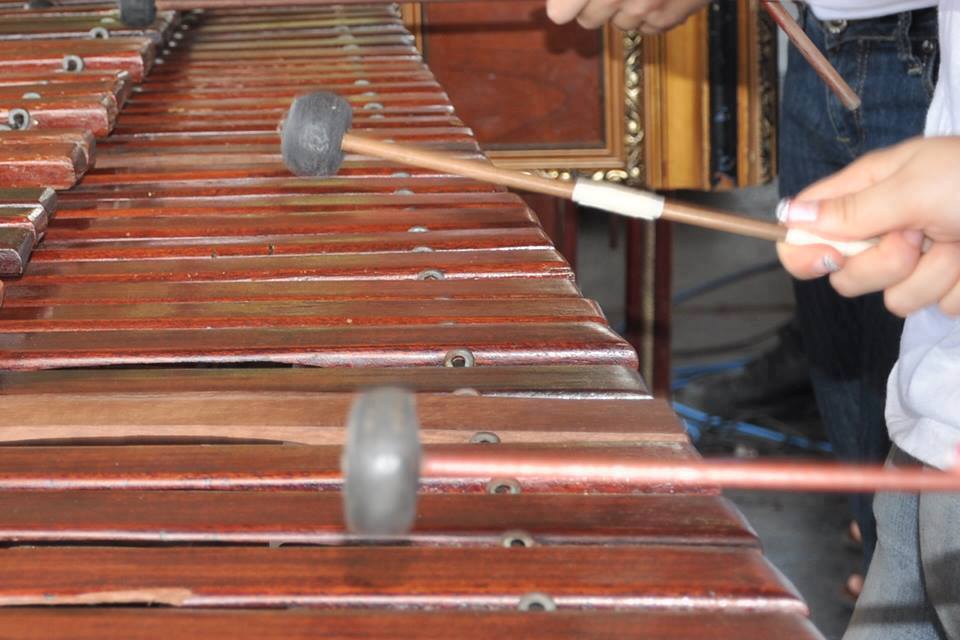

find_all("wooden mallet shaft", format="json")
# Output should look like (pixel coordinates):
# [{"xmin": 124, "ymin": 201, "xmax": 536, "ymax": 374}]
[
  {"xmin": 284, "ymin": 92, "xmax": 878, "ymax": 257},
  {"xmin": 762, "ymin": 1, "xmax": 862, "ymax": 111},
  {"xmin": 343, "ymin": 133, "xmax": 788, "ymax": 243}
]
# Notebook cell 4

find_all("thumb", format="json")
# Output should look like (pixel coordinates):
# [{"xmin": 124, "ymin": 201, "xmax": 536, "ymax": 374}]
[
  {"xmin": 780, "ymin": 173, "xmax": 915, "ymax": 241},
  {"xmin": 545, "ymin": 0, "xmax": 590, "ymax": 24}
]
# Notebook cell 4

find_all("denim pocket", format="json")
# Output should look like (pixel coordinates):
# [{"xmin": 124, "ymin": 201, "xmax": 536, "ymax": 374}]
[
  {"xmin": 915, "ymin": 39, "xmax": 940, "ymax": 100},
  {"xmin": 900, "ymin": 12, "xmax": 939, "ymax": 99},
  {"xmin": 823, "ymin": 40, "xmax": 868, "ymax": 153}
]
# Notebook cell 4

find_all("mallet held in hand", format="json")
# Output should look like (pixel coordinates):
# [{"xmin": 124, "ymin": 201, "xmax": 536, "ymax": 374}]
[
  {"xmin": 342, "ymin": 388, "xmax": 960, "ymax": 537},
  {"xmin": 281, "ymin": 91, "xmax": 878, "ymax": 258}
]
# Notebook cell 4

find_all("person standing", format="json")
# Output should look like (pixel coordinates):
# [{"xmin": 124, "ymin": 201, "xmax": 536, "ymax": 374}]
[
  {"xmin": 776, "ymin": 1, "xmax": 938, "ymax": 590},
  {"xmin": 545, "ymin": 0, "xmax": 939, "ymax": 590}
]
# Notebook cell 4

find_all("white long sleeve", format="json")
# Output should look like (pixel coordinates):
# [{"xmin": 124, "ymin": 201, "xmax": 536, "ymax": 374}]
[
  {"xmin": 885, "ymin": 1, "xmax": 960, "ymax": 471},
  {"xmin": 805, "ymin": 0, "xmax": 935, "ymax": 20}
]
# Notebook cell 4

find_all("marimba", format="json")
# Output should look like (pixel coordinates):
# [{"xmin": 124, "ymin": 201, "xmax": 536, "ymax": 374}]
[{"xmin": 0, "ymin": 3, "xmax": 824, "ymax": 639}]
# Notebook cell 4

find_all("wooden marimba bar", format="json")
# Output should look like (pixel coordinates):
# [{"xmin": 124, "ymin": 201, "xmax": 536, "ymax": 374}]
[{"xmin": 0, "ymin": 4, "xmax": 825, "ymax": 639}]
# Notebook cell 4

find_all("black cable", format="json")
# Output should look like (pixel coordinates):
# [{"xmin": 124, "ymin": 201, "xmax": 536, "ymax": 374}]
[
  {"xmin": 673, "ymin": 259, "xmax": 782, "ymax": 305},
  {"xmin": 672, "ymin": 325, "xmax": 782, "ymax": 359}
]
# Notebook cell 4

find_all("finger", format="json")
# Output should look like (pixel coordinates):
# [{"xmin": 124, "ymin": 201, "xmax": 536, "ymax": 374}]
[
  {"xmin": 545, "ymin": 0, "xmax": 592, "ymax": 24},
  {"xmin": 938, "ymin": 275, "xmax": 960, "ymax": 316},
  {"xmin": 778, "ymin": 140, "xmax": 926, "ymax": 239},
  {"xmin": 577, "ymin": 0, "xmax": 621, "ymax": 28},
  {"xmin": 795, "ymin": 139, "xmax": 922, "ymax": 202},
  {"xmin": 613, "ymin": 10, "xmax": 645, "ymax": 30},
  {"xmin": 776, "ymin": 242, "xmax": 845, "ymax": 280},
  {"xmin": 614, "ymin": 2, "xmax": 661, "ymax": 31},
  {"xmin": 884, "ymin": 243, "xmax": 960, "ymax": 317},
  {"xmin": 828, "ymin": 231, "xmax": 922, "ymax": 299},
  {"xmin": 640, "ymin": 5, "xmax": 689, "ymax": 32},
  {"xmin": 780, "ymin": 171, "xmax": 925, "ymax": 242},
  {"xmin": 637, "ymin": 21, "xmax": 667, "ymax": 35}
]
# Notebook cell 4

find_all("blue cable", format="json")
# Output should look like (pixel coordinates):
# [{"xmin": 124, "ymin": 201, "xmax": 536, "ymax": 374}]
[
  {"xmin": 672, "ymin": 400, "xmax": 832, "ymax": 454},
  {"xmin": 645, "ymin": 255, "xmax": 828, "ymax": 452},
  {"xmin": 671, "ymin": 360, "xmax": 833, "ymax": 453},
  {"xmin": 672, "ymin": 358, "xmax": 748, "ymax": 391}
]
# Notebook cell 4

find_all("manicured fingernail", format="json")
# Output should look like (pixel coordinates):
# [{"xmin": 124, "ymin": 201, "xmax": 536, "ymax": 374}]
[
  {"xmin": 777, "ymin": 199, "xmax": 820, "ymax": 224},
  {"xmin": 904, "ymin": 230, "xmax": 925, "ymax": 248},
  {"xmin": 820, "ymin": 255, "xmax": 840, "ymax": 275}
]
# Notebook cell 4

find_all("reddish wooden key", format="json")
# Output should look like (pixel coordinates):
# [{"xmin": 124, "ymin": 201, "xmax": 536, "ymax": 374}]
[
  {"xmin": 0, "ymin": 545, "xmax": 805, "ymax": 612},
  {"xmin": 0, "ymin": 610, "xmax": 826, "ymax": 640}
]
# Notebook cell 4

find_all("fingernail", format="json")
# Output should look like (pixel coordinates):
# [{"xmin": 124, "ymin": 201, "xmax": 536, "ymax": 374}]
[
  {"xmin": 819, "ymin": 255, "xmax": 840, "ymax": 275},
  {"xmin": 777, "ymin": 199, "xmax": 820, "ymax": 224},
  {"xmin": 904, "ymin": 230, "xmax": 925, "ymax": 248}
]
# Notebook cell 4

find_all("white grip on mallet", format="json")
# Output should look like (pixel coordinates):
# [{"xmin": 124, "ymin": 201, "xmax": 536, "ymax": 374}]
[
  {"xmin": 784, "ymin": 228, "xmax": 879, "ymax": 257},
  {"xmin": 571, "ymin": 178, "xmax": 666, "ymax": 221},
  {"xmin": 778, "ymin": 199, "xmax": 933, "ymax": 256},
  {"xmin": 785, "ymin": 229, "xmax": 933, "ymax": 256}
]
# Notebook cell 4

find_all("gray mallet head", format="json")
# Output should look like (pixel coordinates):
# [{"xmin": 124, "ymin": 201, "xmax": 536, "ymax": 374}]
[
  {"xmin": 118, "ymin": 0, "xmax": 156, "ymax": 28},
  {"xmin": 282, "ymin": 91, "xmax": 353, "ymax": 178},
  {"xmin": 342, "ymin": 387, "xmax": 422, "ymax": 536}
]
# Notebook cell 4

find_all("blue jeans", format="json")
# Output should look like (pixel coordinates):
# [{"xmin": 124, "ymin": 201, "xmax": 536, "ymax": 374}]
[
  {"xmin": 779, "ymin": 7, "xmax": 939, "ymax": 572},
  {"xmin": 843, "ymin": 448, "xmax": 960, "ymax": 640}
]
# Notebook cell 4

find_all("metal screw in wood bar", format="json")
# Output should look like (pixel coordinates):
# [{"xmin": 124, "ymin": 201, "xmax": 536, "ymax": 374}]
[
  {"xmin": 518, "ymin": 593, "xmax": 557, "ymax": 612},
  {"xmin": 7, "ymin": 109, "xmax": 30, "ymax": 131},
  {"xmin": 62, "ymin": 55, "xmax": 85, "ymax": 72},
  {"xmin": 444, "ymin": 349, "xmax": 475, "ymax": 368},
  {"xmin": 470, "ymin": 431, "xmax": 501, "ymax": 444},
  {"xmin": 501, "ymin": 530, "xmax": 536, "ymax": 548},
  {"xmin": 416, "ymin": 269, "xmax": 444, "ymax": 281},
  {"xmin": 486, "ymin": 478, "xmax": 522, "ymax": 495}
]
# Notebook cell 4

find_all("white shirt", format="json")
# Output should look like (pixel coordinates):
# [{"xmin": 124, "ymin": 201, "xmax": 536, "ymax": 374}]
[
  {"xmin": 806, "ymin": 0, "xmax": 935, "ymax": 20},
  {"xmin": 886, "ymin": 1, "xmax": 960, "ymax": 470}
]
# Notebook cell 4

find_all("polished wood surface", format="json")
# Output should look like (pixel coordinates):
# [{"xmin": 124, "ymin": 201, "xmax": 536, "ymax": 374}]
[
  {"xmin": 0, "ymin": 610, "xmax": 826, "ymax": 640},
  {"xmin": 0, "ymin": 130, "xmax": 96, "ymax": 167},
  {"xmin": 0, "ymin": 395, "xmax": 679, "ymax": 444},
  {"xmin": 0, "ymin": 297, "xmax": 602, "ymax": 329},
  {"xmin": 0, "ymin": 38, "xmax": 154, "ymax": 81},
  {"xmin": 17, "ymin": 250, "xmax": 571, "ymax": 282},
  {"xmin": 419, "ymin": 2, "xmax": 603, "ymax": 150},
  {"xmin": 0, "ymin": 491, "xmax": 756, "ymax": 546},
  {"xmin": 0, "ymin": 6, "xmax": 819, "ymax": 638},
  {"xmin": 0, "ymin": 443, "xmax": 705, "ymax": 494},
  {"xmin": 0, "ymin": 546, "xmax": 804, "ymax": 611},
  {"xmin": 0, "ymin": 186, "xmax": 54, "ymax": 276},
  {"xmin": 0, "ymin": 323, "xmax": 636, "ymax": 369},
  {"xmin": 0, "ymin": 365, "xmax": 650, "ymax": 398},
  {"xmin": 0, "ymin": 96, "xmax": 117, "ymax": 136},
  {"xmin": 0, "ymin": 141, "xmax": 88, "ymax": 189},
  {"xmin": 2, "ymin": 277, "xmax": 579, "ymax": 306}
]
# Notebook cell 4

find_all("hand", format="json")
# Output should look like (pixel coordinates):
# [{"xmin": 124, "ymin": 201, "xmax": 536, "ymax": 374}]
[
  {"xmin": 545, "ymin": 0, "xmax": 710, "ymax": 32},
  {"xmin": 777, "ymin": 136, "xmax": 960, "ymax": 317}
]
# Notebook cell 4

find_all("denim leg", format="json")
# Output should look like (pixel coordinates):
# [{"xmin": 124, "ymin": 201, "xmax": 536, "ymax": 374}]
[
  {"xmin": 779, "ymin": 10, "xmax": 937, "ymax": 572},
  {"xmin": 843, "ymin": 488, "xmax": 943, "ymax": 640},
  {"xmin": 919, "ymin": 493, "xmax": 960, "ymax": 637},
  {"xmin": 845, "ymin": 448, "xmax": 946, "ymax": 640}
]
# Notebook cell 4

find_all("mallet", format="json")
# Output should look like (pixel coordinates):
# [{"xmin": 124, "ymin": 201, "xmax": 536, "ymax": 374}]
[
  {"xmin": 118, "ymin": 0, "xmax": 157, "ymax": 29},
  {"xmin": 343, "ymin": 388, "xmax": 960, "ymax": 537},
  {"xmin": 762, "ymin": 2, "xmax": 861, "ymax": 111},
  {"xmin": 281, "ymin": 92, "xmax": 877, "ymax": 257}
]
